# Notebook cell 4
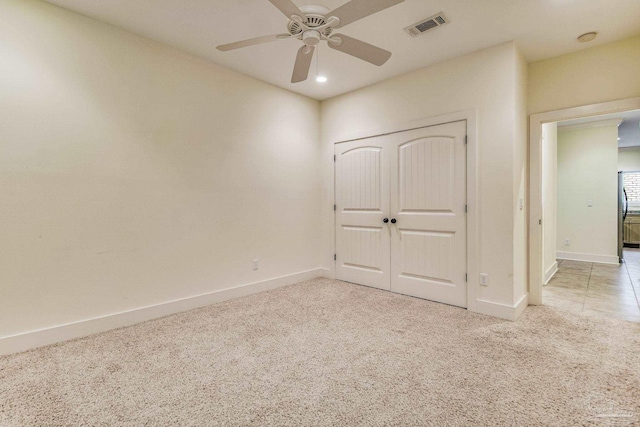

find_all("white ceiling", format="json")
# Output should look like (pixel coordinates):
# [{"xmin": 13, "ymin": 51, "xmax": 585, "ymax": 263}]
[
  {"xmin": 619, "ymin": 114, "xmax": 640, "ymax": 148},
  {"xmin": 43, "ymin": 0, "xmax": 640, "ymax": 100}
]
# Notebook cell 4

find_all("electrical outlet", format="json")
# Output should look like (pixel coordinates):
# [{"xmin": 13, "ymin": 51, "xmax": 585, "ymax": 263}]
[
  {"xmin": 252, "ymin": 259, "xmax": 259, "ymax": 270},
  {"xmin": 480, "ymin": 273, "xmax": 489, "ymax": 286},
  {"xmin": 564, "ymin": 239, "xmax": 570, "ymax": 246}
]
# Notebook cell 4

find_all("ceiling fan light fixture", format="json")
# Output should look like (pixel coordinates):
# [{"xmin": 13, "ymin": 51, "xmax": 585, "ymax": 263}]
[
  {"xmin": 303, "ymin": 30, "xmax": 321, "ymax": 46},
  {"xmin": 316, "ymin": 76, "xmax": 328, "ymax": 83}
]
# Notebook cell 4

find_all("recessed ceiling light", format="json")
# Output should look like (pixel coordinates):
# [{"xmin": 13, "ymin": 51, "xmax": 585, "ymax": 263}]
[
  {"xmin": 578, "ymin": 32, "xmax": 597, "ymax": 43},
  {"xmin": 316, "ymin": 76, "xmax": 328, "ymax": 83}
]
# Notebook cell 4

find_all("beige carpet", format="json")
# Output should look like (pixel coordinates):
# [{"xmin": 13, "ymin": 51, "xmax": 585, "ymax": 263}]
[{"xmin": 1, "ymin": 278, "xmax": 639, "ymax": 426}]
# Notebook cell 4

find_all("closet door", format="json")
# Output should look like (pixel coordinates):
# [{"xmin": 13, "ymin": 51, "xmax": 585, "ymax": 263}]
[
  {"xmin": 389, "ymin": 121, "xmax": 467, "ymax": 307},
  {"xmin": 335, "ymin": 137, "xmax": 391, "ymax": 290}
]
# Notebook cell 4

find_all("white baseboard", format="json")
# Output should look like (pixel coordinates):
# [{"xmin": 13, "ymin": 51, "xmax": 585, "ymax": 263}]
[
  {"xmin": 556, "ymin": 251, "xmax": 619, "ymax": 265},
  {"xmin": 474, "ymin": 293, "xmax": 529, "ymax": 321},
  {"xmin": 318, "ymin": 268, "xmax": 333, "ymax": 279},
  {"xmin": 514, "ymin": 294, "xmax": 529, "ymax": 319},
  {"xmin": 544, "ymin": 262, "xmax": 559, "ymax": 285},
  {"xmin": 0, "ymin": 268, "xmax": 323, "ymax": 357}
]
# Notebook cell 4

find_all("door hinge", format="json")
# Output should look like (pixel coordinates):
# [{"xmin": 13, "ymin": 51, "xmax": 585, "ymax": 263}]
[
  {"xmin": 465, "ymin": 273, "xmax": 468, "ymax": 282},
  {"xmin": 464, "ymin": 135, "xmax": 468, "ymax": 145},
  {"xmin": 539, "ymin": 219, "xmax": 542, "ymax": 225},
  {"xmin": 334, "ymin": 254, "xmax": 337, "ymax": 261},
  {"xmin": 334, "ymin": 204, "xmax": 336, "ymax": 211},
  {"xmin": 464, "ymin": 205, "xmax": 468, "ymax": 214},
  {"xmin": 333, "ymin": 155, "xmax": 336, "ymax": 162}
]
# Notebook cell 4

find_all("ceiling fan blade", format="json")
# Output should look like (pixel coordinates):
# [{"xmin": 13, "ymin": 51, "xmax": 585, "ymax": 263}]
[
  {"xmin": 217, "ymin": 34, "xmax": 291, "ymax": 51},
  {"xmin": 291, "ymin": 45, "xmax": 315, "ymax": 83},
  {"xmin": 328, "ymin": 0, "xmax": 404, "ymax": 28},
  {"xmin": 267, "ymin": 0, "xmax": 304, "ymax": 19},
  {"xmin": 328, "ymin": 34, "xmax": 391, "ymax": 66}
]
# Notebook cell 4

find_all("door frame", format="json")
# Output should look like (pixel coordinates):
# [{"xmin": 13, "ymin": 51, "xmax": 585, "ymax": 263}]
[
  {"xmin": 528, "ymin": 97, "xmax": 640, "ymax": 306},
  {"xmin": 333, "ymin": 110, "xmax": 479, "ymax": 312}
]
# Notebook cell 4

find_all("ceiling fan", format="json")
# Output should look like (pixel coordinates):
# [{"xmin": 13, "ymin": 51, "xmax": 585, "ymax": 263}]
[{"xmin": 217, "ymin": 0, "xmax": 405, "ymax": 83}]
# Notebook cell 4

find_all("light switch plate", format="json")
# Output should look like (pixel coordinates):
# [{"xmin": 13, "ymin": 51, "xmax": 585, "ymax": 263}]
[{"xmin": 480, "ymin": 273, "xmax": 489, "ymax": 286}]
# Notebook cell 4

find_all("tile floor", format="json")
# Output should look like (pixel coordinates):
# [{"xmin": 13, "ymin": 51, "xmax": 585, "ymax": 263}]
[{"xmin": 543, "ymin": 249, "xmax": 640, "ymax": 322}]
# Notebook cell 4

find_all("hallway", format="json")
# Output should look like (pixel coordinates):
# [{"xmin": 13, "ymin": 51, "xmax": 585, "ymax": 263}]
[{"xmin": 543, "ymin": 249, "xmax": 640, "ymax": 321}]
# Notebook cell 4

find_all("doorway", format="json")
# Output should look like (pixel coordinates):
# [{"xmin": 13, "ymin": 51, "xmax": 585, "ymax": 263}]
[{"xmin": 529, "ymin": 97, "xmax": 640, "ymax": 320}]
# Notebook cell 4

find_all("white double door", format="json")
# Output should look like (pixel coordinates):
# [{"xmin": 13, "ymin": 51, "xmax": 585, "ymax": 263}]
[{"xmin": 335, "ymin": 121, "xmax": 467, "ymax": 308}]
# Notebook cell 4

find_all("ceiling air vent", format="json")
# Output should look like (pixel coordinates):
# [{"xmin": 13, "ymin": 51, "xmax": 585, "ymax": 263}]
[{"xmin": 404, "ymin": 13, "xmax": 449, "ymax": 37}]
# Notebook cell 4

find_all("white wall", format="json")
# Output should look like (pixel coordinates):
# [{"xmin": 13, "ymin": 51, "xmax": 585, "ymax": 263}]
[
  {"xmin": 619, "ymin": 148, "xmax": 640, "ymax": 171},
  {"xmin": 541, "ymin": 123, "xmax": 558, "ymax": 281},
  {"xmin": 527, "ymin": 35, "xmax": 640, "ymax": 304},
  {"xmin": 321, "ymin": 42, "xmax": 528, "ymax": 315},
  {"xmin": 0, "ymin": 0, "xmax": 321, "ymax": 338},
  {"xmin": 556, "ymin": 125, "xmax": 619, "ymax": 263},
  {"xmin": 529, "ymin": 35, "xmax": 640, "ymax": 115}
]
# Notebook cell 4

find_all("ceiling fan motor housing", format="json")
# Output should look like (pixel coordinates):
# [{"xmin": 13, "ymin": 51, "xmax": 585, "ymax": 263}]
[{"xmin": 288, "ymin": 5, "xmax": 334, "ymax": 37}]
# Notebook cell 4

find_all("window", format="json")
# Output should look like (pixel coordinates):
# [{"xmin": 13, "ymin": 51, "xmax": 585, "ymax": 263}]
[{"xmin": 623, "ymin": 172, "xmax": 640, "ymax": 207}]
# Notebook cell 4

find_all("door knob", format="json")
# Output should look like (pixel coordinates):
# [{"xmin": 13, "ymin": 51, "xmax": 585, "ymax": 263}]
[
  {"xmin": 383, "ymin": 218, "xmax": 389, "ymax": 223},
  {"xmin": 391, "ymin": 218, "xmax": 397, "ymax": 224}
]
